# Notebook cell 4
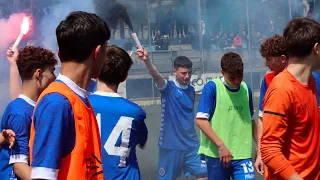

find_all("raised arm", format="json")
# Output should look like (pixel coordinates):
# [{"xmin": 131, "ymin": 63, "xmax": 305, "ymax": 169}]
[
  {"xmin": 6, "ymin": 46, "xmax": 21, "ymax": 100},
  {"xmin": 137, "ymin": 46, "xmax": 166, "ymax": 89}
]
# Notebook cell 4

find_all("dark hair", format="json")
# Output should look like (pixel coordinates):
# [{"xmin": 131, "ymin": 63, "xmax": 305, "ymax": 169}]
[
  {"xmin": 221, "ymin": 52, "xmax": 243, "ymax": 74},
  {"xmin": 260, "ymin": 35, "xmax": 287, "ymax": 58},
  {"xmin": 98, "ymin": 45, "xmax": 133, "ymax": 85},
  {"xmin": 17, "ymin": 46, "xmax": 57, "ymax": 81},
  {"xmin": 56, "ymin": 11, "xmax": 110, "ymax": 62},
  {"xmin": 174, "ymin": 56, "xmax": 192, "ymax": 69},
  {"xmin": 283, "ymin": 17, "xmax": 320, "ymax": 58}
]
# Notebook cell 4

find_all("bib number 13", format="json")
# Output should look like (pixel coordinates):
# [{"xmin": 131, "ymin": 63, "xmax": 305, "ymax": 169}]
[
  {"xmin": 241, "ymin": 161, "xmax": 254, "ymax": 173},
  {"xmin": 96, "ymin": 113, "xmax": 134, "ymax": 167}
]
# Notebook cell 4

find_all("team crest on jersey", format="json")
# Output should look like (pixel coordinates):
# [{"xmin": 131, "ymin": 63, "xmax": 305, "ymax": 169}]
[{"xmin": 159, "ymin": 167, "xmax": 166, "ymax": 176}]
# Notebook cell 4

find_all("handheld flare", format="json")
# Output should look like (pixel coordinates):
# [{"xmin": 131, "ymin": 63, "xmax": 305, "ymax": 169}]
[
  {"xmin": 12, "ymin": 17, "xmax": 30, "ymax": 51},
  {"xmin": 132, "ymin": 33, "xmax": 142, "ymax": 50}
]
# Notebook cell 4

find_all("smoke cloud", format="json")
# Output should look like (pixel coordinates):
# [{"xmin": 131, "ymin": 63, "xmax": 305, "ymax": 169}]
[
  {"xmin": 95, "ymin": 0, "xmax": 135, "ymax": 33},
  {"xmin": 39, "ymin": 0, "xmax": 96, "ymax": 52}
]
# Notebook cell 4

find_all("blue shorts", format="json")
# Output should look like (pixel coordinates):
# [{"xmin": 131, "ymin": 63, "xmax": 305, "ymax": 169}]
[
  {"xmin": 158, "ymin": 148, "xmax": 207, "ymax": 180},
  {"xmin": 206, "ymin": 157, "xmax": 255, "ymax": 180}
]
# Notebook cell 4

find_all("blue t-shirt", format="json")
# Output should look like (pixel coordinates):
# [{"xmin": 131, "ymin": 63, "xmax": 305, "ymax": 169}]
[
  {"xmin": 158, "ymin": 80, "xmax": 199, "ymax": 150},
  {"xmin": 0, "ymin": 95, "xmax": 35, "ymax": 179},
  {"xmin": 89, "ymin": 92, "xmax": 148, "ymax": 180},
  {"xmin": 196, "ymin": 78, "xmax": 254, "ymax": 121},
  {"xmin": 258, "ymin": 71, "xmax": 320, "ymax": 117},
  {"xmin": 31, "ymin": 75, "xmax": 90, "ymax": 179}
]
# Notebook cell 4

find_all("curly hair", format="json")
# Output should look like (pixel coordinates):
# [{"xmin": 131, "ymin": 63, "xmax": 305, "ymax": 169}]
[
  {"xmin": 221, "ymin": 52, "xmax": 243, "ymax": 74},
  {"xmin": 98, "ymin": 45, "xmax": 133, "ymax": 85},
  {"xmin": 260, "ymin": 34, "xmax": 287, "ymax": 58},
  {"xmin": 17, "ymin": 46, "xmax": 58, "ymax": 81}
]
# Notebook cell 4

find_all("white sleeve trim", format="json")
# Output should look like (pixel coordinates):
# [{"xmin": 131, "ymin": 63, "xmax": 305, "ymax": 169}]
[
  {"xmin": 9, "ymin": 154, "xmax": 29, "ymax": 165},
  {"xmin": 31, "ymin": 167, "xmax": 58, "ymax": 180},
  {"xmin": 156, "ymin": 79, "xmax": 168, "ymax": 90},
  {"xmin": 196, "ymin": 112, "xmax": 209, "ymax": 119},
  {"xmin": 258, "ymin": 110, "xmax": 263, "ymax": 118}
]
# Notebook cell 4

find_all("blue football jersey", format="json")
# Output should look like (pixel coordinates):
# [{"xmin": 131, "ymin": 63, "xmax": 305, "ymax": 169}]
[
  {"xmin": 0, "ymin": 95, "xmax": 35, "ymax": 180},
  {"xmin": 89, "ymin": 92, "xmax": 148, "ymax": 180},
  {"xmin": 158, "ymin": 80, "xmax": 199, "ymax": 150}
]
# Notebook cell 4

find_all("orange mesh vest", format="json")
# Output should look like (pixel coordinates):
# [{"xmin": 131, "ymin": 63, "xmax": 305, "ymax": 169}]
[
  {"xmin": 265, "ymin": 72, "xmax": 276, "ymax": 87},
  {"xmin": 29, "ymin": 82, "xmax": 104, "ymax": 180}
]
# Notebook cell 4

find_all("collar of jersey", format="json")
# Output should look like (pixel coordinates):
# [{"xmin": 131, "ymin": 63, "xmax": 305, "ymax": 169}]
[
  {"xmin": 220, "ymin": 77, "xmax": 240, "ymax": 92},
  {"xmin": 174, "ymin": 79, "xmax": 188, "ymax": 89},
  {"xmin": 56, "ymin": 74, "xmax": 87, "ymax": 98},
  {"xmin": 18, "ymin": 94, "xmax": 36, "ymax": 107},
  {"xmin": 93, "ymin": 91, "xmax": 121, "ymax": 97}
]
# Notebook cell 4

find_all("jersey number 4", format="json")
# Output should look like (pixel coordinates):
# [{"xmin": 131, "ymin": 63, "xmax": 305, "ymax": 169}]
[{"xmin": 96, "ymin": 113, "xmax": 134, "ymax": 167}]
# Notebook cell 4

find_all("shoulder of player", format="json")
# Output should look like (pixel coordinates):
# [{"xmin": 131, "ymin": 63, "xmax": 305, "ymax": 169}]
[
  {"xmin": 196, "ymin": 81, "xmax": 216, "ymax": 96},
  {"xmin": 1, "ymin": 109, "xmax": 29, "ymax": 128},
  {"xmin": 122, "ymin": 98, "xmax": 146, "ymax": 117},
  {"xmin": 265, "ymin": 71, "xmax": 276, "ymax": 77},
  {"xmin": 1, "ymin": 101, "xmax": 31, "ymax": 130},
  {"xmin": 3, "ymin": 98, "xmax": 21, "ymax": 111},
  {"xmin": 91, "ymin": 95, "xmax": 146, "ymax": 118},
  {"xmin": 88, "ymin": 94, "xmax": 139, "ymax": 108},
  {"xmin": 38, "ymin": 92, "xmax": 71, "ymax": 105},
  {"xmin": 166, "ymin": 80, "xmax": 175, "ymax": 87},
  {"xmin": 261, "ymin": 74, "xmax": 268, "ymax": 80},
  {"xmin": 165, "ymin": 80, "xmax": 191, "ymax": 92},
  {"xmin": 260, "ymin": 75, "xmax": 267, "ymax": 86},
  {"xmin": 110, "ymin": 98, "xmax": 147, "ymax": 122},
  {"xmin": 35, "ymin": 93, "xmax": 72, "ymax": 112},
  {"xmin": 188, "ymin": 83, "xmax": 195, "ymax": 89},
  {"xmin": 203, "ymin": 80, "xmax": 216, "ymax": 89},
  {"xmin": 2, "ymin": 99, "xmax": 32, "ymax": 116},
  {"xmin": 242, "ymin": 83, "xmax": 253, "ymax": 94},
  {"xmin": 265, "ymin": 74, "xmax": 293, "ymax": 96},
  {"xmin": 267, "ymin": 72, "xmax": 289, "ymax": 86},
  {"xmin": 87, "ymin": 93, "xmax": 98, "ymax": 102},
  {"xmin": 187, "ymin": 84, "xmax": 196, "ymax": 93}
]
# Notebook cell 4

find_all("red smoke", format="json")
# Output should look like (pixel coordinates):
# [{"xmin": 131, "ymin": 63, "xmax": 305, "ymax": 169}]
[{"xmin": 0, "ymin": 13, "xmax": 29, "ymax": 51}]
